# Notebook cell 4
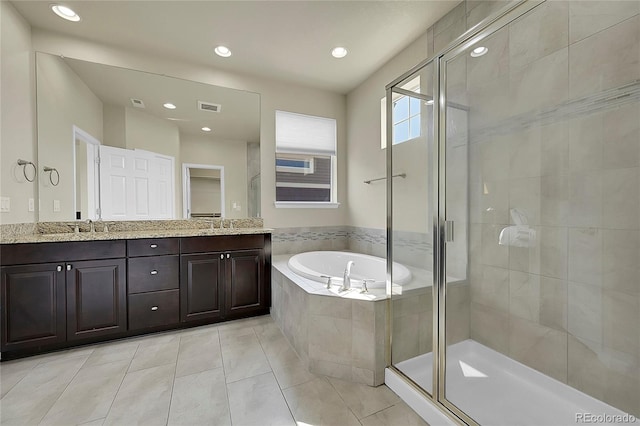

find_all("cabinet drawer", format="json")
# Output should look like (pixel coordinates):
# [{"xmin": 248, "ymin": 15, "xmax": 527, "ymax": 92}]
[
  {"xmin": 128, "ymin": 289, "xmax": 179, "ymax": 330},
  {"xmin": 1, "ymin": 241, "xmax": 126, "ymax": 266},
  {"xmin": 127, "ymin": 238, "xmax": 179, "ymax": 257},
  {"xmin": 128, "ymin": 256, "xmax": 179, "ymax": 293},
  {"xmin": 181, "ymin": 234, "xmax": 264, "ymax": 254}
]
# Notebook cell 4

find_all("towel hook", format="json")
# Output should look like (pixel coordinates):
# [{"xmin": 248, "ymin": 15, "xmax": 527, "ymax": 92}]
[
  {"xmin": 43, "ymin": 166, "xmax": 60, "ymax": 186},
  {"xmin": 17, "ymin": 159, "xmax": 36, "ymax": 182}
]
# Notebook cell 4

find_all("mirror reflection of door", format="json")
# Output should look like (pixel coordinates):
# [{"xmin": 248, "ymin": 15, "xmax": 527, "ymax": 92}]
[
  {"xmin": 182, "ymin": 164, "xmax": 225, "ymax": 218},
  {"xmin": 73, "ymin": 126, "xmax": 100, "ymax": 220}
]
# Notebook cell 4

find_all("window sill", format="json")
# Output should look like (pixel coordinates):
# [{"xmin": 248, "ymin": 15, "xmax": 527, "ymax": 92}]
[{"xmin": 274, "ymin": 202, "xmax": 340, "ymax": 209}]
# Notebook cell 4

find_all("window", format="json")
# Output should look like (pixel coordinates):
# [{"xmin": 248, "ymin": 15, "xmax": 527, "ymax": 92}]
[
  {"xmin": 381, "ymin": 76, "xmax": 421, "ymax": 149},
  {"xmin": 275, "ymin": 110, "xmax": 337, "ymax": 207}
]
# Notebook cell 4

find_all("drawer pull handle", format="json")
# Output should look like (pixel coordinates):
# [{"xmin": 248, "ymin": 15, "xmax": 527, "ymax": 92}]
[
  {"xmin": 151, "ymin": 306, "xmax": 159, "ymax": 311},
  {"xmin": 56, "ymin": 265, "xmax": 63, "ymax": 272},
  {"xmin": 66, "ymin": 264, "xmax": 72, "ymax": 271},
  {"xmin": 150, "ymin": 244, "xmax": 158, "ymax": 249},
  {"xmin": 150, "ymin": 270, "xmax": 158, "ymax": 275}
]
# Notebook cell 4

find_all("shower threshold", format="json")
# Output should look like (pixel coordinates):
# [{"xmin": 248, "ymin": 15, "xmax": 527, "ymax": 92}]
[{"xmin": 392, "ymin": 340, "xmax": 632, "ymax": 426}]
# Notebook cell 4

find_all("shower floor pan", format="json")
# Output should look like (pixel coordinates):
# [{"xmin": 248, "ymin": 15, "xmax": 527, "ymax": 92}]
[{"xmin": 394, "ymin": 339, "xmax": 631, "ymax": 425}]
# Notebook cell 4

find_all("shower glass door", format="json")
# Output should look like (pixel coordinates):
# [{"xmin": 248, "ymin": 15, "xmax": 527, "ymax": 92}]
[
  {"xmin": 388, "ymin": 61, "xmax": 436, "ymax": 395},
  {"xmin": 440, "ymin": 1, "xmax": 640, "ymax": 422}
]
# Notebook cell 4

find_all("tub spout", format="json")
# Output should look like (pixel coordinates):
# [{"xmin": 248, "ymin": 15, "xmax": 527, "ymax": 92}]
[{"xmin": 341, "ymin": 261, "xmax": 355, "ymax": 292}]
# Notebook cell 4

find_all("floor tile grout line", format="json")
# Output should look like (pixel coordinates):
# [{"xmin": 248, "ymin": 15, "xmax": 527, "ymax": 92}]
[
  {"xmin": 252, "ymin": 322, "xmax": 299, "ymax": 425},
  {"xmin": 36, "ymin": 350, "xmax": 93, "ymax": 425},
  {"xmin": 0, "ymin": 363, "xmax": 36, "ymax": 400},
  {"xmin": 100, "ymin": 342, "xmax": 141, "ymax": 425},
  {"xmin": 163, "ymin": 335, "xmax": 180, "ymax": 426},
  {"xmin": 325, "ymin": 375, "xmax": 364, "ymax": 424},
  {"xmin": 219, "ymin": 328, "xmax": 236, "ymax": 426}
]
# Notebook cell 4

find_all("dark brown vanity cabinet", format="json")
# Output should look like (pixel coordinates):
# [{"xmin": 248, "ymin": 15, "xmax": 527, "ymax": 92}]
[
  {"xmin": 1, "ymin": 263, "xmax": 66, "ymax": 351},
  {"xmin": 127, "ymin": 238, "xmax": 180, "ymax": 331},
  {"xmin": 0, "ymin": 241, "xmax": 126, "ymax": 353},
  {"xmin": 226, "ymin": 249, "xmax": 265, "ymax": 317},
  {"xmin": 0, "ymin": 233, "xmax": 270, "ymax": 358},
  {"xmin": 180, "ymin": 234, "xmax": 269, "ymax": 323},
  {"xmin": 66, "ymin": 259, "xmax": 127, "ymax": 341},
  {"xmin": 180, "ymin": 253, "xmax": 224, "ymax": 322}
]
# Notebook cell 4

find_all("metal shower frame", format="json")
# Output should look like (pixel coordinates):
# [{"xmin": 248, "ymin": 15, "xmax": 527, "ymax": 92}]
[{"xmin": 385, "ymin": 1, "xmax": 546, "ymax": 424}]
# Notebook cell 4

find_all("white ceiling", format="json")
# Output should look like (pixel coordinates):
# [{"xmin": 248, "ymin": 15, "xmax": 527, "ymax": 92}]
[{"xmin": 12, "ymin": 0, "xmax": 460, "ymax": 94}]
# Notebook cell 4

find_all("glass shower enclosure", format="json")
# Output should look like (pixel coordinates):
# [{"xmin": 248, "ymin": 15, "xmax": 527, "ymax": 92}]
[{"xmin": 387, "ymin": 1, "xmax": 640, "ymax": 424}]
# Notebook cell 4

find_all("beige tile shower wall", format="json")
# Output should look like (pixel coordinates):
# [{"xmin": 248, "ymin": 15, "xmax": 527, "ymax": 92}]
[
  {"xmin": 465, "ymin": 1, "xmax": 640, "ymax": 415},
  {"xmin": 391, "ymin": 282, "xmax": 470, "ymax": 365}
]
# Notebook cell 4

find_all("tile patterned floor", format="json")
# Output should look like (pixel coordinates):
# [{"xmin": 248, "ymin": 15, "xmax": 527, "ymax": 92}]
[{"xmin": 0, "ymin": 315, "xmax": 429, "ymax": 426}]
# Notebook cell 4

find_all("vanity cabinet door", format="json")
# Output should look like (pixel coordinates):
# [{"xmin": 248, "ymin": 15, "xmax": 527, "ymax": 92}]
[
  {"xmin": 225, "ymin": 249, "xmax": 265, "ymax": 318},
  {"xmin": 180, "ymin": 253, "xmax": 224, "ymax": 323},
  {"xmin": 66, "ymin": 259, "xmax": 127, "ymax": 341},
  {"xmin": 1, "ymin": 264, "xmax": 66, "ymax": 352}
]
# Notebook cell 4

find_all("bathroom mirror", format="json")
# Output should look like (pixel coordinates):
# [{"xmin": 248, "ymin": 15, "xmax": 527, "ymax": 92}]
[{"xmin": 35, "ymin": 52, "xmax": 260, "ymax": 221}]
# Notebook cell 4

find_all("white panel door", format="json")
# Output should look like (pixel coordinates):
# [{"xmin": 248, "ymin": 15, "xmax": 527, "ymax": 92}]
[
  {"xmin": 99, "ymin": 145, "xmax": 131, "ymax": 220},
  {"xmin": 131, "ymin": 152, "xmax": 151, "ymax": 219},
  {"xmin": 99, "ymin": 146, "xmax": 175, "ymax": 220},
  {"xmin": 152, "ymin": 155, "xmax": 174, "ymax": 219}
]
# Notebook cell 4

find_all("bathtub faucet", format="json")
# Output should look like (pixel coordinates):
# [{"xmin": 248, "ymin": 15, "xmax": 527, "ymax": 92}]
[
  {"xmin": 341, "ymin": 261, "xmax": 355, "ymax": 292},
  {"xmin": 320, "ymin": 275, "xmax": 333, "ymax": 289}
]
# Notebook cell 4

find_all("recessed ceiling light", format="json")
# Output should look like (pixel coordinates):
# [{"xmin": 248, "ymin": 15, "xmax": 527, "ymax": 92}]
[
  {"xmin": 331, "ymin": 47, "xmax": 348, "ymax": 59},
  {"xmin": 201, "ymin": 127, "xmax": 212, "ymax": 132},
  {"xmin": 214, "ymin": 46, "xmax": 232, "ymax": 58},
  {"xmin": 51, "ymin": 4, "xmax": 81, "ymax": 22},
  {"xmin": 163, "ymin": 103, "xmax": 177, "ymax": 110},
  {"xmin": 470, "ymin": 46, "xmax": 488, "ymax": 57}
]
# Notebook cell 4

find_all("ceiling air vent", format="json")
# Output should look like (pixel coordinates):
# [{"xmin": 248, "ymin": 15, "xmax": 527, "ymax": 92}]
[
  {"xmin": 198, "ymin": 101, "xmax": 222, "ymax": 113},
  {"xmin": 130, "ymin": 98, "xmax": 145, "ymax": 108}
]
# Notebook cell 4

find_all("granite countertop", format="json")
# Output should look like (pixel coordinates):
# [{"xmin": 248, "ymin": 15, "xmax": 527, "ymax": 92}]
[
  {"xmin": 0, "ymin": 219, "xmax": 271, "ymax": 244},
  {"xmin": 0, "ymin": 227, "xmax": 272, "ymax": 244}
]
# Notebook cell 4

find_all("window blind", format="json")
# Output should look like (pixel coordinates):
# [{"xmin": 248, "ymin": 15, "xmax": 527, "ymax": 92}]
[{"xmin": 275, "ymin": 110, "xmax": 336, "ymax": 156}]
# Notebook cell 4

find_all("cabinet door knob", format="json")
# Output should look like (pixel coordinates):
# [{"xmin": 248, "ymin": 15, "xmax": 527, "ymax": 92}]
[
  {"xmin": 151, "ymin": 306, "xmax": 158, "ymax": 311},
  {"xmin": 220, "ymin": 254, "xmax": 224, "ymax": 259},
  {"xmin": 56, "ymin": 265, "xmax": 63, "ymax": 272},
  {"xmin": 150, "ymin": 270, "xmax": 158, "ymax": 275},
  {"xmin": 226, "ymin": 254, "xmax": 230, "ymax": 259},
  {"xmin": 66, "ymin": 264, "xmax": 72, "ymax": 271},
  {"xmin": 150, "ymin": 244, "xmax": 158, "ymax": 249}
]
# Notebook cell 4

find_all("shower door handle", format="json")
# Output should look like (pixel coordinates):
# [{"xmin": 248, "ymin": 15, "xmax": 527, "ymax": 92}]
[{"xmin": 445, "ymin": 220, "xmax": 454, "ymax": 243}]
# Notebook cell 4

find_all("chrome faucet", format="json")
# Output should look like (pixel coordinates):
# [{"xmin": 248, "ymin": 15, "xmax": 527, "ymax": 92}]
[
  {"xmin": 341, "ymin": 261, "xmax": 355, "ymax": 292},
  {"xmin": 86, "ymin": 219, "xmax": 95, "ymax": 233}
]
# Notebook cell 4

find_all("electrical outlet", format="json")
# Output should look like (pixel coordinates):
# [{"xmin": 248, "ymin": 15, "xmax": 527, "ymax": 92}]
[
  {"xmin": 0, "ymin": 197, "xmax": 10, "ymax": 212},
  {"xmin": 28, "ymin": 198, "xmax": 35, "ymax": 212},
  {"xmin": 53, "ymin": 199, "xmax": 61, "ymax": 212}
]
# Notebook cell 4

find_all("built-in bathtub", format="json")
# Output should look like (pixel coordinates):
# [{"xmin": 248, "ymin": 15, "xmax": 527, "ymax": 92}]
[
  {"xmin": 271, "ymin": 251, "xmax": 434, "ymax": 386},
  {"xmin": 287, "ymin": 250, "xmax": 412, "ymax": 288}
]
